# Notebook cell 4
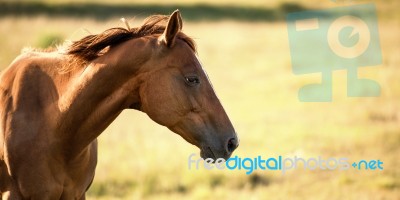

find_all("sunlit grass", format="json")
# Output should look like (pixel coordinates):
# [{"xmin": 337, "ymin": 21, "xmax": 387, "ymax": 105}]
[{"xmin": 0, "ymin": 5, "xmax": 399, "ymax": 199}]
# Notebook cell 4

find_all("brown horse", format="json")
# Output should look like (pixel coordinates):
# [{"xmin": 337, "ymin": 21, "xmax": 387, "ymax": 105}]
[{"xmin": 0, "ymin": 10, "xmax": 238, "ymax": 199}]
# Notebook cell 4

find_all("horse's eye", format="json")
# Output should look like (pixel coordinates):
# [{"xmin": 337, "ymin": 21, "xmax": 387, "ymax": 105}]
[{"xmin": 185, "ymin": 76, "xmax": 200, "ymax": 86}]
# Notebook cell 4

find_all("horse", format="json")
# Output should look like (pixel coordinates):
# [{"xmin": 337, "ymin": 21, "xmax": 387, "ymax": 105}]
[{"xmin": 0, "ymin": 10, "xmax": 238, "ymax": 199}]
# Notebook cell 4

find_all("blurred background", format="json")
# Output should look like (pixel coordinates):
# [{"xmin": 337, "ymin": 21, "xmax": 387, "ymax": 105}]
[{"xmin": 0, "ymin": 0, "xmax": 399, "ymax": 199}]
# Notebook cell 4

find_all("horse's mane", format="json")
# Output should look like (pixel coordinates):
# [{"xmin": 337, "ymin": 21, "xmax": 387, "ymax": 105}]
[{"xmin": 67, "ymin": 15, "xmax": 196, "ymax": 62}]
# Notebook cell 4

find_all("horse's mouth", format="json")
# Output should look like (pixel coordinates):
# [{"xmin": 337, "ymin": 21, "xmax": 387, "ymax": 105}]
[
  {"xmin": 199, "ymin": 146, "xmax": 214, "ymax": 160},
  {"xmin": 199, "ymin": 146, "xmax": 231, "ymax": 161}
]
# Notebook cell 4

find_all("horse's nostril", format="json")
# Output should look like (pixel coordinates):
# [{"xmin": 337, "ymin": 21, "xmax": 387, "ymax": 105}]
[{"xmin": 227, "ymin": 138, "xmax": 238, "ymax": 153}]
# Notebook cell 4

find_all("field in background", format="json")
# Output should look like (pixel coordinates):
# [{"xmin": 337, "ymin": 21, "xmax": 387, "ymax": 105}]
[{"xmin": 0, "ymin": 0, "xmax": 399, "ymax": 199}]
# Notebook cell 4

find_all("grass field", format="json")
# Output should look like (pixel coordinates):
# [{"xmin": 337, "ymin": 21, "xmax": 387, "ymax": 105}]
[{"xmin": 0, "ymin": 1, "xmax": 399, "ymax": 199}]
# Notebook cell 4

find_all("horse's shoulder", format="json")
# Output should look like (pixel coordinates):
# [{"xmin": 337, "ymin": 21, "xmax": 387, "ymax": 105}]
[
  {"xmin": 0, "ymin": 53, "xmax": 39, "ymax": 86},
  {"xmin": 0, "ymin": 52, "xmax": 61, "ymax": 103},
  {"xmin": 3, "ymin": 51, "xmax": 64, "ymax": 77}
]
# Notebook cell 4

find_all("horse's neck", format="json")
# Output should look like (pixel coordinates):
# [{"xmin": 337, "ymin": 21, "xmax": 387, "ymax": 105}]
[{"xmin": 59, "ymin": 41, "xmax": 149, "ymax": 157}]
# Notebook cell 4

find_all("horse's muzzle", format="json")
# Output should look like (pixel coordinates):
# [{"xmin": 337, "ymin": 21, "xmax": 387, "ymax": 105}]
[{"xmin": 200, "ymin": 136, "xmax": 239, "ymax": 160}]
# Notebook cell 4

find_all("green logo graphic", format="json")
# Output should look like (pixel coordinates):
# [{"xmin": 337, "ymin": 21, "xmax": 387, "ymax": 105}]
[{"xmin": 287, "ymin": 4, "xmax": 382, "ymax": 102}]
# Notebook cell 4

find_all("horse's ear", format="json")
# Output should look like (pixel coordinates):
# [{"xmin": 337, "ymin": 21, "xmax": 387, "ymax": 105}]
[{"xmin": 161, "ymin": 10, "xmax": 182, "ymax": 48}]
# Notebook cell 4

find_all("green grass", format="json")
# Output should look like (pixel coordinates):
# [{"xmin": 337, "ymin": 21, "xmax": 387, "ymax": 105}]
[
  {"xmin": 0, "ymin": 0, "xmax": 399, "ymax": 21},
  {"xmin": 0, "ymin": 1, "xmax": 399, "ymax": 199},
  {"xmin": 0, "ymin": 1, "xmax": 306, "ymax": 22}
]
